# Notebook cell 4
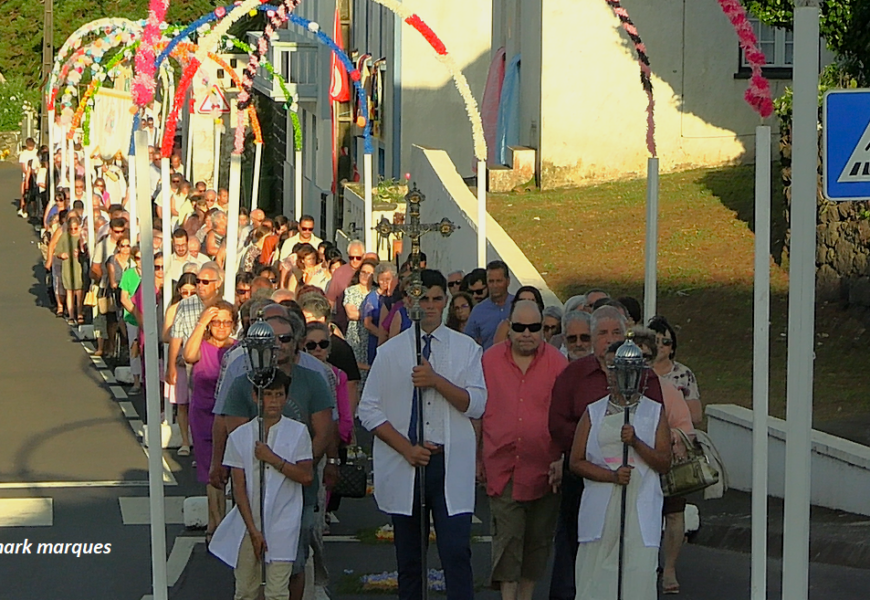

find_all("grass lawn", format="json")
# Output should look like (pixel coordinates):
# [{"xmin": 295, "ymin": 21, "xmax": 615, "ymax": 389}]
[{"xmin": 487, "ymin": 165, "xmax": 870, "ymax": 423}]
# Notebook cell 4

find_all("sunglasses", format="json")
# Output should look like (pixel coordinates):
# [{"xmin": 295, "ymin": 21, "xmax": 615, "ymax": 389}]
[
  {"xmin": 119, "ymin": 243, "xmax": 131, "ymax": 248},
  {"xmin": 348, "ymin": 255, "xmax": 363, "ymax": 261},
  {"xmin": 305, "ymin": 340, "xmax": 330, "ymax": 351},
  {"xmin": 196, "ymin": 278, "xmax": 216, "ymax": 285},
  {"xmin": 300, "ymin": 226, "xmax": 314, "ymax": 232},
  {"xmin": 658, "ymin": 338, "xmax": 673, "ymax": 346},
  {"xmin": 447, "ymin": 281, "xmax": 461, "ymax": 288},
  {"xmin": 566, "ymin": 334, "xmax": 592, "ymax": 344},
  {"xmin": 154, "ymin": 265, "xmax": 164, "ymax": 271},
  {"xmin": 210, "ymin": 319, "xmax": 234, "ymax": 328},
  {"xmin": 543, "ymin": 324, "xmax": 559, "ymax": 332},
  {"xmin": 112, "ymin": 229, "xmax": 125, "ymax": 234},
  {"xmin": 511, "ymin": 322, "xmax": 543, "ymax": 333},
  {"xmin": 236, "ymin": 288, "xmax": 251, "ymax": 295},
  {"xmin": 277, "ymin": 333, "xmax": 295, "ymax": 344},
  {"xmin": 471, "ymin": 288, "xmax": 486, "ymax": 296}
]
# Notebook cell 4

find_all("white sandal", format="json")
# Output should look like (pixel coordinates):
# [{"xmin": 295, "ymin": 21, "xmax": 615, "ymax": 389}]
[{"xmin": 177, "ymin": 445, "xmax": 191, "ymax": 457}]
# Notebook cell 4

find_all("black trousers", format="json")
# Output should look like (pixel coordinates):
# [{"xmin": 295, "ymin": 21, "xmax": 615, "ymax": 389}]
[{"xmin": 549, "ymin": 463, "xmax": 584, "ymax": 600}]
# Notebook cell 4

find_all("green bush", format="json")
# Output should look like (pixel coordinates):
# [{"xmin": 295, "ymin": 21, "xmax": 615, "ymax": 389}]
[{"xmin": 0, "ymin": 77, "xmax": 38, "ymax": 132}]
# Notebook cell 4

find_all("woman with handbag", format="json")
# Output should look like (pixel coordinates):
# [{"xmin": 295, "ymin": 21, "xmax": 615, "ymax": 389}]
[
  {"xmin": 646, "ymin": 316, "xmax": 702, "ymax": 594},
  {"xmin": 570, "ymin": 343, "xmax": 671, "ymax": 600},
  {"xmin": 54, "ymin": 215, "xmax": 86, "ymax": 326}
]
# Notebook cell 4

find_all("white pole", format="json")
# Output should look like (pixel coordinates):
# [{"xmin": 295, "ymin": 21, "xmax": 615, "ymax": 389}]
[
  {"xmin": 477, "ymin": 161, "xmax": 486, "ymax": 266},
  {"xmin": 128, "ymin": 151, "xmax": 139, "ymax": 245},
  {"xmin": 84, "ymin": 152, "xmax": 95, "ymax": 257},
  {"xmin": 213, "ymin": 120, "xmax": 223, "ymax": 190},
  {"xmin": 134, "ymin": 130, "xmax": 169, "ymax": 600},
  {"xmin": 224, "ymin": 153, "xmax": 242, "ymax": 304},
  {"xmin": 363, "ymin": 152, "xmax": 373, "ymax": 252},
  {"xmin": 68, "ymin": 138, "xmax": 75, "ymax": 191},
  {"xmin": 160, "ymin": 157, "xmax": 174, "ymax": 427},
  {"xmin": 782, "ymin": 3, "xmax": 819, "ymax": 600},
  {"xmin": 49, "ymin": 112, "xmax": 56, "ymax": 211},
  {"xmin": 295, "ymin": 148, "xmax": 304, "ymax": 222},
  {"xmin": 751, "ymin": 125, "xmax": 771, "ymax": 600},
  {"xmin": 185, "ymin": 110, "xmax": 194, "ymax": 183},
  {"xmin": 251, "ymin": 142, "xmax": 263, "ymax": 212},
  {"xmin": 643, "ymin": 157, "xmax": 659, "ymax": 322},
  {"xmin": 60, "ymin": 129, "xmax": 67, "ymax": 190}
]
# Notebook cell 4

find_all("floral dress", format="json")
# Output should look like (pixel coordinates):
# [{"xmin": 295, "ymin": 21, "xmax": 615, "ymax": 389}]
[{"xmin": 344, "ymin": 284, "xmax": 369, "ymax": 368}]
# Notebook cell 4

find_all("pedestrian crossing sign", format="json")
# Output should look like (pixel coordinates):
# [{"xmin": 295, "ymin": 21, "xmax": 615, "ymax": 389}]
[
  {"xmin": 197, "ymin": 85, "xmax": 231, "ymax": 114},
  {"xmin": 823, "ymin": 89, "xmax": 870, "ymax": 201}
]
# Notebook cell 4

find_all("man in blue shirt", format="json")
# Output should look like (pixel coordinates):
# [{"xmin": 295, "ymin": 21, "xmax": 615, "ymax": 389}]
[{"xmin": 464, "ymin": 260, "xmax": 514, "ymax": 350}]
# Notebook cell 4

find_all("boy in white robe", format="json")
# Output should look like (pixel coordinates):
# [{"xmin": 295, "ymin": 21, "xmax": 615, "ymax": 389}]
[{"xmin": 210, "ymin": 370, "xmax": 314, "ymax": 600}]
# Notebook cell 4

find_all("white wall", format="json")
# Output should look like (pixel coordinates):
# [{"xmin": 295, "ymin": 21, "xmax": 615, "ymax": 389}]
[
  {"xmin": 492, "ymin": 0, "xmax": 790, "ymax": 188},
  {"xmin": 707, "ymin": 404, "xmax": 870, "ymax": 516},
  {"xmin": 410, "ymin": 145, "xmax": 561, "ymax": 307}
]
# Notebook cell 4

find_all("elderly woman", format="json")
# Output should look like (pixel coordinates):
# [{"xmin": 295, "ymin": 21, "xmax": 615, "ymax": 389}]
[
  {"xmin": 542, "ymin": 305, "xmax": 563, "ymax": 344},
  {"xmin": 363, "ymin": 261, "xmax": 397, "ymax": 362},
  {"xmin": 550, "ymin": 294, "xmax": 585, "ymax": 350},
  {"xmin": 52, "ymin": 215, "xmax": 86, "ymax": 325},
  {"xmin": 646, "ymin": 316, "xmax": 701, "ymax": 594},
  {"xmin": 570, "ymin": 341, "xmax": 671, "ymax": 600}
]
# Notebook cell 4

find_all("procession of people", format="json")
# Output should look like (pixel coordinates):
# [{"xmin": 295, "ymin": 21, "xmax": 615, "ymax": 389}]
[{"xmin": 17, "ymin": 134, "xmax": 707, "ymax": 600}]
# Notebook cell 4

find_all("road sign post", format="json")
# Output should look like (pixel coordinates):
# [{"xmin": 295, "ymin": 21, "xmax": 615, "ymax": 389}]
[{"xmin": 823, "ymin": 89, "xmax": 870, "ymax": 201}]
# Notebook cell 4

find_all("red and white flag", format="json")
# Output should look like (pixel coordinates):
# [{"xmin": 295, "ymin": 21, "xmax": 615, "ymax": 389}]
[{"xmin": 329, "ymin": 9, "xmax": 350, "ymax": 102}]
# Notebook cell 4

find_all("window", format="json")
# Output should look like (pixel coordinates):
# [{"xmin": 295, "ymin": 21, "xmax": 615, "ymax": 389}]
[{"xmin": 742, "ymin": 17, "xmax": 793, "ymax": 69}]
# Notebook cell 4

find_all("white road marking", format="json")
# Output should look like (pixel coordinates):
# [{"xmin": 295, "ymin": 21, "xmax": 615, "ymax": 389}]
[
  {"xmin": 91, "ymin": 356, "xmax": 107, "ymax": 369},
  {"xmin": 166, "ymin": 536, "xmax": 205, "ymax": 586},
  {"xmin": 323, "ymin": 535, "xmax": 360, "ymax": 543},
  {"xmin": 118, "ymin": 401, "xmax": 138, "ymax": 418},
  {"xmin": 110, "ymin": 385, "xmax": 127, "ymax": 399},
  {"xmin": 118, "ymin": 496, "xmax": 185, "ymax": 525},
  {"xmin": 99, "ymin": 369, "xmax": 117, "ymax": 384},
  {"xmin": 129, "ymin": 419, "xmax": 144, "ymax": 437},
  {"xmin": 472, "ymin": 514, "xmax": 482, "ymax": 524},
  {"xmin": 142, "ymin": 446, "xmax": 179, "ymax": 485},
  {"xmin": 0, "ymin": 498, "xmax": 53, "ymax": 527},
  {"xmin": 0, "ymin": 481, "xmax": 150, "ymax": 489}
]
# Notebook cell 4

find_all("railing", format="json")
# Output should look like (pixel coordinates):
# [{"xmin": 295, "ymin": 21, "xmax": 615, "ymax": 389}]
[{"xmin": 247, "ymin": 32, "xmax": 319, "ymax": 103}]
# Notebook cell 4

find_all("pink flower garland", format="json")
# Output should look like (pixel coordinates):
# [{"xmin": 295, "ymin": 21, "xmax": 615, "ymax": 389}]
[
  {"xmin": 604, "ymin": 0, "xmax": 656, "ymax": 158},
  {"xmin": 236, "ymin": 0, "xmax": 300, "ymax": 153},
  {"xmin": 133, "ymin": 0, "xmax": 170, "ymax": 107},
  {"xmin": 717, "ymin": 0, "xmax": 774, "ymax": 118}
]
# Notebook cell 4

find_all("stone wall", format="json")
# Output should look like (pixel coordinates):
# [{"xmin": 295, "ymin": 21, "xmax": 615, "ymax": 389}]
[
  {"xmin": 0, "ymin": 131, "xmax": 20, "ymax": 162},
  {"xmin": 780, "ymin": 129, "xmax": 870, "ymax": 308}
]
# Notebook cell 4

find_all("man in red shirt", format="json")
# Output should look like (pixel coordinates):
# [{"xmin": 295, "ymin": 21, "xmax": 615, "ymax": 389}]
[
  {"xmin": 547, "ymin": 306, "xmax": 665, "ymax": 600},
  {"xmin": 326, "ymin": 239, "xmax": 364, "ymax": 332},
  {"xmin": 481, "ymin": 300, "xmax": 568, "ymax": 600}
]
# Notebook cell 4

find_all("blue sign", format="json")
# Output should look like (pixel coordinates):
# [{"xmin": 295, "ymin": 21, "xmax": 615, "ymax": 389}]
[{"xmin": 823, "ymin": 89, "xmax": 870, "ymax": 201}]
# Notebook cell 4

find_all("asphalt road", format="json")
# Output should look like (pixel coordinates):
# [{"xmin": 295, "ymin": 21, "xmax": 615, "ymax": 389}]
[{"xmin": 2, "ymin": 160, "xmax": 870, "ymax": 599}]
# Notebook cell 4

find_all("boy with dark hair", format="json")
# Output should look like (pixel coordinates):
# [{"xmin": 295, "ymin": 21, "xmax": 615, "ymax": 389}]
[{"xmin": 210, "ymin": 370, "xmax": 314, "ymax": 600}]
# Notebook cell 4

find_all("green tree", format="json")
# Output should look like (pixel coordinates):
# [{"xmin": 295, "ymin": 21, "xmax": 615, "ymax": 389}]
[
  {"xmin": 744, "ymin": 0, "xmax": 869, "ymax": 83},
  {"xmin": 0, "ymin": 0, "xmax": 221, "ymax": 91}
]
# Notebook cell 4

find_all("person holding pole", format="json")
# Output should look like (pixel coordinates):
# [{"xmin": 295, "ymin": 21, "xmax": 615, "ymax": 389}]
[
  {"xmin": 359, "ymin": 269, "xmax": 487, "ymax": 600},
  {"xmin": 569, "ymin": 341, "xmax": 671, "ymax": 600},
  {"xmin": 210, "ymin": 369, "xmax": 314, "ymax": 600}
]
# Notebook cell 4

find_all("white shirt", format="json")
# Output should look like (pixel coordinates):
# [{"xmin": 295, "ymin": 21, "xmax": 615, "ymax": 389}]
[
  {"xmin": 166, "ymin": 251, "xmax": 207, "ymax": 284},
  {"xmin": 210, "ymin": 417, "xmax": 312, "ymax": 566},
  {"xmin": 359, "ymin": 324, "xmax": 486, "ymax": 516},
  {"xmin": 278, "ymin": 233, "xmax": 323, "ymax": 261}
]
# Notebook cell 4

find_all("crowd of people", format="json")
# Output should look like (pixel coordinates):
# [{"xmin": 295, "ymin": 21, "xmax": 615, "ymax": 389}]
[{"xmin": 18, "ymin": 138, "xmax": 704, "ymax": 600}]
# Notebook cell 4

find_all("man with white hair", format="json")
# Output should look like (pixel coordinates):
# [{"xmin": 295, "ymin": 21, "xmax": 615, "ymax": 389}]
[
  {"xmin": 446, "ymin": 270, "xmax": 464, "ymax": 296},
  {"xmin": 561, "ymin": 311, "xmax": 592, "ymax": 362}
]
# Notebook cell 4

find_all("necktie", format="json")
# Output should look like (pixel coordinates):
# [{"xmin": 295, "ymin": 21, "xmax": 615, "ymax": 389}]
[{"xmin": 408, "ymin": 334, "xmax": 432, "ymax": 444}]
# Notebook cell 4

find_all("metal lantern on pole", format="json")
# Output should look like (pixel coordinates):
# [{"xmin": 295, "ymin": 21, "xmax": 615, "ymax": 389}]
[
  {"xmin": 610, "ymin": 337, "xmax": 647, "ymax": 600},
  {"xmin": 242, "ymin": 316, "xmax": 279, "ymax": 586}
]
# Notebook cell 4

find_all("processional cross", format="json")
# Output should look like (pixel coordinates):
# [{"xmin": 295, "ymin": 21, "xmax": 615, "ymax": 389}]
[
  {"xmin": 374, "ymin": 184, "xmax": 458, "ymax": 319},
  {"xmin": 373, "ymin": 183, "xmax": 457, "ymax": 600}
]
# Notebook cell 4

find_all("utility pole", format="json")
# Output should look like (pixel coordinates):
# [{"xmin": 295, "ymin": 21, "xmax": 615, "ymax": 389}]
[{"xmin": 41, "ymin": 0, "xmax": 54, "ymax": 146}]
